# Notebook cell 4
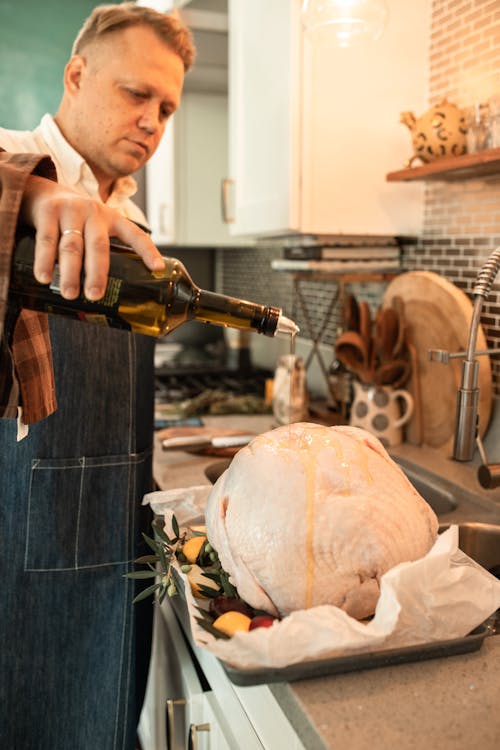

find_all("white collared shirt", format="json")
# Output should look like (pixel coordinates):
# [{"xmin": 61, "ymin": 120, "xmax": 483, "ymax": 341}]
[{"xmin": 0, "ymin": 114, "xmax": 148, "ymax": 226}]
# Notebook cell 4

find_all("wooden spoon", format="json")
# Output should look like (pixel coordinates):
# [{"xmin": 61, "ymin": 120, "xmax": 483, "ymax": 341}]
[
  {"xmin": 358, "ymin": 301, "xmax": 374, "ymax": 378},
  {"xmin": 359, "ymin": 302, "xmax": 372, "ymax": 352},
  {"xmin": 373, "ymin": 358, "xmax": 411, "ymax": 388},
  {"xmin": 335, "ymin": 331, "xmax": 371, "ymax": 382},
  {"xmin": 343, "ymin": 293, "xmax": 360, "ymax": 332},
  {"xmin": 376, "ymin": 307, "xmax": 399, "ymax": 362},
  {"xmin": 390, "ymin": 296, "xmax": 406, "ymax": 357}
]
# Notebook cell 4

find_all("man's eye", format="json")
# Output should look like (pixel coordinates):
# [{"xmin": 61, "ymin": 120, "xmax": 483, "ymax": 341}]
[{"xmin": 128, "ymin": 89, "xmax": 147, "ymax": 100}]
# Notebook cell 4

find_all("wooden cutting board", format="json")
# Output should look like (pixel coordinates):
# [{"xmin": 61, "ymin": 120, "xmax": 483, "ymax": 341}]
[
  {"xmin": 157, "ymin": 426, "xmax": 255, "ymax": 457},
  {"xmin": 383, "ymin": 271, "xmax": 492, "ymax": 454}
]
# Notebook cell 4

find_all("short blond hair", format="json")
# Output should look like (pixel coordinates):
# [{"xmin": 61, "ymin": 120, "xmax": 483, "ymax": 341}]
[{"xmin": 72, "ymin": 2, "xmax": 195, "ymax": 71}]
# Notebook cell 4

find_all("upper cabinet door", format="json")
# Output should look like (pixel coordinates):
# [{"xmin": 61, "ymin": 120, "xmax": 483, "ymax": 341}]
[
  {"xmin": 146, "ymin": 11, "xmax": 250, "ymax": 248},
  {"xmin": 227, "ymin": 0, "xmax": 429, "ymax": 238},
  {"xmin": 227, "ymin": 0, "xmax": 302, "ymax": 237},
  {"xmin": 146, "ymin": 119, "xmax": 175, "ymax": 246}
]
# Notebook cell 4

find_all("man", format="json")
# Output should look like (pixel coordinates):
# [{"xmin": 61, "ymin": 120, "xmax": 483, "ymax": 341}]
[{"xmin": 0, "ymin": 5, "xmax": 194, "ymax": 749}]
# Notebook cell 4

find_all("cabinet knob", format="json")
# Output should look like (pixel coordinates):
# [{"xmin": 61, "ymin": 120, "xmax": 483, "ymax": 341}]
[
  {"xmin": 188, "ymin": 722, "xmax": 210, "ymax": 750},
  {"xmin": 221, "ymin": 178, "xmax": 235, "ymax": 223}
]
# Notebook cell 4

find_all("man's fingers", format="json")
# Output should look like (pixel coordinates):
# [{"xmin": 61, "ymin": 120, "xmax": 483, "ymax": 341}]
[
  {"xmin": 32, "ymin": 213, "xmax": 59, "ymax": 285},
  {"xmin": 112, "ymin": 216, "xmax": 165, "ymax": 271},
  {"xmin": 56, "ymin": 223, "xmax": 87, "ymax": 298},
  {"xmin": 82, "ymin": 228, "xmax": 110, "ymax": 301},
  {"xmin": 21, "ymin": 175, "xmax": 164, "ymax": 298}
]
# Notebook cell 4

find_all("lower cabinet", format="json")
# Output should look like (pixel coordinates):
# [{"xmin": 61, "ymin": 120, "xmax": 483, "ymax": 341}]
[
  {"xmin": 139, "ymin": 598, "xmax": 269, "ymax": 749},
  {"xmin": 138, "ymin": 600, "xmax": 205, "ymax": 749}
]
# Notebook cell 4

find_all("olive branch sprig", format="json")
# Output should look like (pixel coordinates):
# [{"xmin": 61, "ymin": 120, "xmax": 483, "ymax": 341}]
[
  {"xmin": 126, "ymin": 515, "xmax": 237, "ymax": 607},
  {"xmin": 126, "ymin": 515, "xmax": 187, "ymax": 604}
]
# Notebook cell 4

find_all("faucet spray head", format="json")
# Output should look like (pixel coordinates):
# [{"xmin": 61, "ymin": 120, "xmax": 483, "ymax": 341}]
[{"xmin": 453, "ymin": 370, "xmax": 479, "ymax": 461}]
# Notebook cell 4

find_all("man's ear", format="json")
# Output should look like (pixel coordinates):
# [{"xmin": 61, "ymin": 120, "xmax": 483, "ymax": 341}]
[{"xmin": 64, "ymin": 55, "xmax": 86, "ymax": 94}]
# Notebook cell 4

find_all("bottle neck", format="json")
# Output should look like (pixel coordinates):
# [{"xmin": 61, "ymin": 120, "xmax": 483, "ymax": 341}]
[{"xmin": 194, "ymin": 289, "xmax": 281, "ymax": 336}]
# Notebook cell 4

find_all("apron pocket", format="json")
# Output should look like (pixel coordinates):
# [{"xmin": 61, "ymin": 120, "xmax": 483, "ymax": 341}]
[{"xmin": 24, "ymin": 451, "xmax": 151, "ymax": 571}]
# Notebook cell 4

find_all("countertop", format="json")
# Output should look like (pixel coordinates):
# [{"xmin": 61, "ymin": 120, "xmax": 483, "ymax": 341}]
[{"xmin": 152, "ymin": 415, "xmax": 500, "ymax": 750}]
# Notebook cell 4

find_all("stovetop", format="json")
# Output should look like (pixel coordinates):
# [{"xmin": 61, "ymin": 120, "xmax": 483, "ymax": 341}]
[{"xmin": 155, "ymin": 366, "xmax": 272, "ymax": 403}]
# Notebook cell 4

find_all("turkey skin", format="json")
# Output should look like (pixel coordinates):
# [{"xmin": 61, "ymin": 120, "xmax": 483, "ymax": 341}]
[{"xmin": 205, "ymin": 423, "xmax": 438, "ymax": 620}]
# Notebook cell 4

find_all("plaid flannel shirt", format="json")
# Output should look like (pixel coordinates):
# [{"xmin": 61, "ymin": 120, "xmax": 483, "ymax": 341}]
[{"xmin": 0, "ymin": 150, "xmax": 57, "ymax": 423}]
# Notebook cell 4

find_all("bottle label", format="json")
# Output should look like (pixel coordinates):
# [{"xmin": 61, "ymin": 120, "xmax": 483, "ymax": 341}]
[{"xmin": 50, "ymin": 266, "xmax": 122, "ymax": 308}]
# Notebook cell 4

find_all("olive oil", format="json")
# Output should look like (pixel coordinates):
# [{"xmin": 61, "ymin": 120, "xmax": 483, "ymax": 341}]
[{"xmin": 9, "ymin": 230, "xmax": 298, "ymax": 339}]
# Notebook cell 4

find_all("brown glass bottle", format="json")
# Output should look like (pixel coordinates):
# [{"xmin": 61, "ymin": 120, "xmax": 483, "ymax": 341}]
[{"xmin": 8, "ymin": 230, "xmax": 298, "ymax": 338}]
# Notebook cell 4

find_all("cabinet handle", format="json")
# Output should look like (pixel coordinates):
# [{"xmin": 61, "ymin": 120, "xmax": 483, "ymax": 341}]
[
  {"xmin": 188, "ymin": 722, "xmax": 210, "ymax": 750},
  {"xmin": 166, "ymin": 698, "xmax": 186, "ymax": 750},
  {"xmin": 221, "ymin": 178, "xmax": 235, "ymax": 223}
]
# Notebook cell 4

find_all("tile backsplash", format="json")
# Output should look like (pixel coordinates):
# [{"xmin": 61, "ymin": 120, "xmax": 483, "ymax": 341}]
[
  {"xmin": 218, "ymin": 244, "xmax": 386, "ymax": 350},
  {"xmin": 218, "ymin": 0, "xmax": 500, "ymax": 396}
]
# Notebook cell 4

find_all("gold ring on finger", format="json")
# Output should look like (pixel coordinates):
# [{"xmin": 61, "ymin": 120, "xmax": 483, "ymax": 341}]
[{"xmin": 62, "ymin": 229, "xmax": 83, "ymax": 237}]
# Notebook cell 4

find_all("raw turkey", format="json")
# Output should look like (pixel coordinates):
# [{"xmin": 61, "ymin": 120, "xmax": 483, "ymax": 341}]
[{"xmin": 205, "ymin": 423, "xmax": 438, "ymax": 620}]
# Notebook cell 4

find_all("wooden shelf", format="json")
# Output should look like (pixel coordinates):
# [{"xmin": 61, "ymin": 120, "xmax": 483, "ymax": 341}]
[{"xmin": 386, "ymin": 147, "xmax": 500, "ymax": 182}]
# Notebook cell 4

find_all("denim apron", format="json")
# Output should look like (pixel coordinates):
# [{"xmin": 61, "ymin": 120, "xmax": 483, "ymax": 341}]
[{"xmin": 0, "ymin": 316, "xmax": 155, "ymax": 750}]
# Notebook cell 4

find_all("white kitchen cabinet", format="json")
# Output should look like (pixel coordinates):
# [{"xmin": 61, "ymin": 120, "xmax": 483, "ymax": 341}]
[
  {"xmin": 174, "ymin": 91, "xmax": 233, "ymax": 246},
  {"xmin": 146, "ymin": 91, "xmax": 242, "ymax": 247},
  {"xmin": 140, "ymin": 597, "xmax": 308, "ymax": 749},
  {"xmin": 190, "ymin": 635, "xmax": 308, "ymax": 750},
  {"xmin": 226, "ymin": 0, "xmax": 429, "ymax": 237},
  {"xmin": 146, "ymin": 119, "xmax": 175, "ymax": 246},
  {"xmin": 146, "ymin": 5, "xmax": 252, "ymax": 248},
  {"xmin": 138, "ymin": 600, "xmax": 206, "ymax": 749}
]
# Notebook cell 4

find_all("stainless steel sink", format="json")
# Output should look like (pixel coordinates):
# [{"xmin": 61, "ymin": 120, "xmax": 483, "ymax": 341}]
[
  {"xmin": 397, "ymin": 460, "xmax": 458, "ymax": 515},
  {"xmin": 439, "ymin": 522, "xmax": 500, "ymax": 576},
  {"xmin": 441, "ymin": 522, "xmax": 500, "ymax": 635}
]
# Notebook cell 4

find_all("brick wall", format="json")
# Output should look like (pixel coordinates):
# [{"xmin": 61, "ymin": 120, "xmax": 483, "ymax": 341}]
[
  {"xmin": 219, "ymin": 0, "xmax": 500, "ymax": 393},
  {"xmin": 418, "ymin": 0, "xmax": 500, "ymax": 393}
]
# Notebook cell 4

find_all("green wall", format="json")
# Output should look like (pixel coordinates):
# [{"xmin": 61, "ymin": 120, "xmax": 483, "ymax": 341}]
[{"xmin": 0, "ymin": 0, "xmax": 115, "ymax": 129}]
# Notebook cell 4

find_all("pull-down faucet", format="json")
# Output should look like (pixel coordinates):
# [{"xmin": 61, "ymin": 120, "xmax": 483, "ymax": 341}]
[{"xmin": 430, "ymin": 247, "xmax": 500, "ymax": 488}]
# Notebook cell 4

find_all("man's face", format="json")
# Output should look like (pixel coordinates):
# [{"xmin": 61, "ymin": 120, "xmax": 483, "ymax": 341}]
[{"xmin": 63, "ymin": 24, "xmax": 185, "ymax": 189}]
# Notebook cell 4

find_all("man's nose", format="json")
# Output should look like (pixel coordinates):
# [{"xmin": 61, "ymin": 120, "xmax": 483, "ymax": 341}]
[{"xmin": 138, "ymin": 104, "xmax": 161, "ymax": 134}]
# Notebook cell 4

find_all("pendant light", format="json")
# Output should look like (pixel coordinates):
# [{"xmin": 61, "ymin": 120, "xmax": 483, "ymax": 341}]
[{"xmin": 301, "ymin": 0, "xmax": 389, "ymax": 47}]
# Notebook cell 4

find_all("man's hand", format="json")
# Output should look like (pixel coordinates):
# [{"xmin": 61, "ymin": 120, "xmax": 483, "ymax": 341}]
[{"xmin": 20, "ymin": 174, "xmax": 165, "ymax": 300}]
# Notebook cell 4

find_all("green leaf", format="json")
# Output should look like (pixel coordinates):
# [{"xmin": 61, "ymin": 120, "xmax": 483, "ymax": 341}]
[
  {"xmin": 142, "ymin": 532, "xmax": 161, "ymax": 553},
  {"xmin": 220, "ymin": 570, "xmax": 237, "ymax": 598},
  {"xmin": 196, "ymin": 584, "xmax": 221, "ymax": 598},
  {"xmin": 152, "ymin": 519, "xmax": 172, "ymax": 545},
  {"xmin": 134, "ymin": 554, "xmax": 160, "ymax": 565},
  {"xmin": 157, "ymin": 543, "xmax": 169, "ymax": 572},
  {"xmin": 132, "ymin": 582, "xmax": 161, "ymax": 603},
  {"xmin": 172, "ymin": 514, "xmax": 180, "ymax": 539},
  {"xmin": 126, "ymin": 570, "xmax": 158, "ymax": 580},
  {"xmin": 199, "ymin": 571, "xmax": 222, "ymax": 582},
  {"xmin": 170, "ymin": 569, "xmax": 187, "ymax": 601}
]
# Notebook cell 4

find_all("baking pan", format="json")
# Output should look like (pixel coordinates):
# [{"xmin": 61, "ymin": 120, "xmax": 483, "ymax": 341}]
[
  {"xmin": 171, "ymin": 597, "xmax": 488, "ymax": 688},
  {"xmin": 220, "ymin": 625, "xmax": 488, "ymax": 686}
]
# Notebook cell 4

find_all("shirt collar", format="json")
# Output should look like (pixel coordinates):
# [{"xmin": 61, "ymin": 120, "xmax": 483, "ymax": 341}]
[{"xmin": 38, "ymin": 114, "xmax": 138, "ymax": 202}]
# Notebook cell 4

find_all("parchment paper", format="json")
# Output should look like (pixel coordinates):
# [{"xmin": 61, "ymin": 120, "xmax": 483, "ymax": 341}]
[{"xmin": 144, "ymin": 485, "xmax": 500, "ymax": 670}]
